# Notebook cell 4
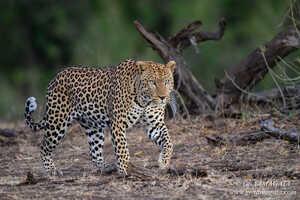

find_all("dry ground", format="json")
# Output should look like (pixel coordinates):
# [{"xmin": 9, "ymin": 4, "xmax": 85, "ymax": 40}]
[{"xmin": 0, "ymin": 116, "xmax": 299, "ymax": 200}]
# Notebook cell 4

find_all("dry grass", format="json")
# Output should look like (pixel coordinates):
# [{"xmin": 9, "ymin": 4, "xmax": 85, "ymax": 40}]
[{"xmin": 0, "ymin": 116, "xmax": 299, "ymax": 199}]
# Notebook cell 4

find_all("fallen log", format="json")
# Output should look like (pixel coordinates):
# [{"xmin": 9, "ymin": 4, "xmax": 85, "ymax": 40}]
[
  {"xmin": 205, "ymin": 119, "xmax": 300, "ymax": 146},
  {"xmin": 246, "ymin": 84, "xmax": 300, "ymax": 102},
  {"xmin": 233, "ymin": 131, "xmax": 271, "ymax": 145},
  {"xmin": 260, "ymin": 119, "xmax": 300, "ymax": 144},
  {"xmin": 205, "ymin": 134, "xmax": 227, "ymax": 146},
  {"xmin": 205, "ymin": 131, "xmax": 271, "ymax": 146},
  {"xmin": 0, "ymin": 128, "xmax": 17, "ymax": 137},
  {"xmin": 244, "ymin": 84, "xmax": 300, "ymax": 114}
]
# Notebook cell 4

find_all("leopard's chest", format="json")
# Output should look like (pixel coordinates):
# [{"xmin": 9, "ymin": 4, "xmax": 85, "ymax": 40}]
[{"xmin": 124, "ymin": 102, "xmax": 145, "ymax": 129}]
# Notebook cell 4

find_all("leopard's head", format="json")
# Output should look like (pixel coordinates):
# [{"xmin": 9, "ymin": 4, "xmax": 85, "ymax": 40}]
[{"xmin": 135, "ymin": 60, "xmax": 176, "ymax": 107}]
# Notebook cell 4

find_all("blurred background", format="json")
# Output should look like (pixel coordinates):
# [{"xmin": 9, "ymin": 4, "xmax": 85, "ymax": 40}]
[{"xmin": 0, "ymin": 0, "xmax": 297, "ymax": 121}]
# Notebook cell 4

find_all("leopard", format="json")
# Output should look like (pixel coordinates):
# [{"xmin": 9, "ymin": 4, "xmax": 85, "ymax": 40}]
[{"xmin": 24, "ymin": 59, "xmax": 176, "ymax": 176}]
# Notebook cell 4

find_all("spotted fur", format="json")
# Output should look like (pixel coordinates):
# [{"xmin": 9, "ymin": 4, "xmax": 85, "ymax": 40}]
[{"xmin": 24, "ymin": 59, "xmax": 176, "ymax": 175}]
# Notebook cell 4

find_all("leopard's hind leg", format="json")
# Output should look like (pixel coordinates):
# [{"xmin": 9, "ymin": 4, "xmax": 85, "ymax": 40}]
[{"xmin": 40, "ymin": 103, "xmax": 75, "ymax": 176}]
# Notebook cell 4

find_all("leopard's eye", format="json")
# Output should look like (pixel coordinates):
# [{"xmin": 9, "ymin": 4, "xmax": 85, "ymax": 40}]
[
  {"xmin": 165, "ymin": 79, "xmax": 170, "ymax": 85},
  {"xmin": 150, "ymin": 80, "xmax": 156, "ymax": 87}
]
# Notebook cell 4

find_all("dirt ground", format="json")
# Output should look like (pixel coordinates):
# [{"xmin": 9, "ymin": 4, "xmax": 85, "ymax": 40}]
[{"xmin": 0, "ymin": 116, "xmax": 299, "ymax": 200}]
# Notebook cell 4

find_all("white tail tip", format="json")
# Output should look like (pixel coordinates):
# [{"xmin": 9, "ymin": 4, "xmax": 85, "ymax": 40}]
[{"xmin": 27, "ymin": 97, "xmax": 37, "ymax": 112}]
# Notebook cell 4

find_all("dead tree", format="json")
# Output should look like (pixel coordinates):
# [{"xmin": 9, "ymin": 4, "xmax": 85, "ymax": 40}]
[
  {"xmin": 135, "ymin": 19, "xmax": 300, "ymax": 114},
  {"xmin": 215, "ymin": 24, "xmax": 300, "ymax": 109},
  {"xmin": 134, "ymin": 19, "xmax": 226, "ymax": 114}
]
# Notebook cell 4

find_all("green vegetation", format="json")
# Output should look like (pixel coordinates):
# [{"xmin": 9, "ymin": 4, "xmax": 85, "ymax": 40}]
[{"xmin": 0, "ymin": 0, "xmax": 295, "ymax": 120}]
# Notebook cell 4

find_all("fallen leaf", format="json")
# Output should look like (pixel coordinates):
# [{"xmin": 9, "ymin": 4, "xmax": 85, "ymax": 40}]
[{"xmin": 134, "ymin": 151, "xmax": 143, "ymax": 156}]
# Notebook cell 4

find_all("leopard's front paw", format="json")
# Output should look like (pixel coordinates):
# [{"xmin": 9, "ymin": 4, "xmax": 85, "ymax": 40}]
[
  {"xmin": 158, "ymin": 147, "xmax": 172, "ymax": 169},
  {"xmin": 117, "ymin": 168, "xmax": 128, "ymax": 176},
  {"xmin": 158, "ymin": 155, "xmax": 170, "ymax": 169},
  {"xmin": 117, "ymin": 163, "xmax": 128, "ymax": 176}
]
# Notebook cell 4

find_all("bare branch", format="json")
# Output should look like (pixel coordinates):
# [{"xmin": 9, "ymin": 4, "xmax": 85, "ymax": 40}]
[
  {"xmin": 215, "ymin": 24, "xmax": 300, "ymax": 107},
  {"xmin": 134, "ymin": 20, "xmax": 169, "ymax": 60},
  {"xmin": 169, "ymin": 18, "xmax": 226, "ymax": 50}
]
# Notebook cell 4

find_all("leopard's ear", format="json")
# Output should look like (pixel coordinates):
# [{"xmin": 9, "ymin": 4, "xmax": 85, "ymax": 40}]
[
  {"xmin": 136, "ymin": 61, "xmax": 147, "ymax": 73},
  {"xmin": 166, "ymin": 61, "xmax": 176, "ymax": 73}
]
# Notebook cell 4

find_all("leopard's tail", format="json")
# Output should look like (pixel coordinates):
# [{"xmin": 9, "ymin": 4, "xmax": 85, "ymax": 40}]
[{"xmin": 24, "ymin": 97, "xmax": 46, "ymax": 131}]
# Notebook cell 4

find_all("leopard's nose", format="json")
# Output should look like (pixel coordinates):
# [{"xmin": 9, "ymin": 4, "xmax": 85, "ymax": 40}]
[{"xmin": 159, "ymin": 96, "xmax": 166, "ymax": 100}]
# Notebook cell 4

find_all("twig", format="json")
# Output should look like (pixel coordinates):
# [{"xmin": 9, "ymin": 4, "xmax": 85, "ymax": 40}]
[
  {"xmin": 224, "ymin": 71, "xmax": 263, "ymax": 99},
  {"xmin": 261, "ymin": 47, "xmax": 287, "ymax": 107},
  {"xmin": 279, "ymin": 109, "xmax": 300, "ymax": 122},
  {"xmin": 173, "ymin": 89, "xmax": 191, "ymax": 120},
  {"xmin": 290, "ymin": 0, "xmax": 300, "ymax": 39}
]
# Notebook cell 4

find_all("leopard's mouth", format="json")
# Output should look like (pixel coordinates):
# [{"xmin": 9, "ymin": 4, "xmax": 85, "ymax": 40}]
[
  {"xmin": 143, "ymin": 95, "xmax": 169, "ymax": 107},
  {"xmin": 153, "ymin": 98, "xmax": 168, "ymax": 106},
  {"xmin": 155, "ymin": 102, "xmax": 166, "ymax": 107}
]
